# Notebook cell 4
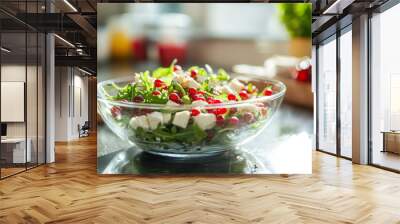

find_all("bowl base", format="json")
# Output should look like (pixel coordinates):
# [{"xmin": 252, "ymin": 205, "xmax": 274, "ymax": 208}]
[{"xmin": 143, "ymin": 149, "xmax": 228, "ymax": 159}]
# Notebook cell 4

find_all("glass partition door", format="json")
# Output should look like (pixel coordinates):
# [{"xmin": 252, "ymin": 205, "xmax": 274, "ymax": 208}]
[
  {"xmin": 0, "ymin": 1, "xmax": 46, "ymax": 179},
  {"xmin": 339, "ymin": 28, "xmax": 352, "ymax": 158},
  {"xmin": 317, "ymin": 36, "xmax": 337, "ymax": 154}
]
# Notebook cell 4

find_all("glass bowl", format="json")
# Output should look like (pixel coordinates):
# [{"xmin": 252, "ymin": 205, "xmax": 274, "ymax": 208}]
[{"xmin": 98, "ymin": 76, "xmax": 286, "ymax": 158}]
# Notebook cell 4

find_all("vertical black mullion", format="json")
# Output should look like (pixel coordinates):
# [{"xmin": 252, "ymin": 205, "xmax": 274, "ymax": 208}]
[
  {"xmin": 44, "ymin": 0, "xmax": 47, "ymax": 164},
  {"xmin": 316, "ymin": 45, "xmax": 320, "ymax": 150},
  {"xmin": 25, "ymin": 0, "xmax": 28, "ymax": 171},
  {"xmin": 336, "ymin": 26, "xmax": 341, "ymax": 157},
  {"xmin": 36, "ymin": 0, "xmax": 39, "ymax": 167},
  {"xmin": 44, "ymin": 33, "xmax": 47, "ymax": 164},
  {"xmin": 367, "ymin": 11, "xmax": 373, "ymax": 165},
  {"xmin": 73, "ymin": 68, "xmax": 75, "ymax": 118}
]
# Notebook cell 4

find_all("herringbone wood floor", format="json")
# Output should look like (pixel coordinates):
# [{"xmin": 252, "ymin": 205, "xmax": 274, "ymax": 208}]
[{"xmin": 1, "ymin": 134, "xmax": 400, "ymax": 224}]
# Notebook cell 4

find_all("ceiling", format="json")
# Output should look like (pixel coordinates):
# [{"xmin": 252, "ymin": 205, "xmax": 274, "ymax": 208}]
[
  {"xmin": 311, "ymin": 0, "xmax": 390, "ymax": 43},
  {"xmin": 0, "ymin": 0, "xmax": 97, "ymax": 74}
]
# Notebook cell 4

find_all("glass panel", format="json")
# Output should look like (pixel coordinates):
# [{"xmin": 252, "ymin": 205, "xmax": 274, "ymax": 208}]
[
  {"xmin": 1, "ymin": 30, "xmax": 27, "ymax": 177},
  {"xmin": 38, "ymin": 32, "xmax": 45, "ymax": 165},
  {"xmin": 27, "ymin": 31, "xmax": 38, "ymax": 169},
  {"xmin": 26, "ymin": 0, "xmax": 39, "ymax": 169},
  {"xmin": 317, "ymin": 37, "xmax": 337, "ymax": 154},
  {"xmin": 339, "ymin": 29, "xmax": 352, "ymax": 158},
  {"xmin": 371, "ymin": 4, "xmax": 400, "ymax": 171}
]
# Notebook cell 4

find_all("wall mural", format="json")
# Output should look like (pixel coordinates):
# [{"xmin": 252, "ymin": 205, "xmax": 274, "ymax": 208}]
[{"xmin": 97, "ymin": 3, "xmax": 313, "ymax": 175}]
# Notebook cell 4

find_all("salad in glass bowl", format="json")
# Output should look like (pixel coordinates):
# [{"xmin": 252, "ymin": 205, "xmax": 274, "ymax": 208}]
[{"xmin": 98, "ymin": 62, "xmax": 286, "ymax": 158}]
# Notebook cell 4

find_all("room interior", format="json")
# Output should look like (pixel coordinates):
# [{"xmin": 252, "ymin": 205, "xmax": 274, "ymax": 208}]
[{"xmin": 0, "ymin": 0, "xmax": 400, "ymax": 223}]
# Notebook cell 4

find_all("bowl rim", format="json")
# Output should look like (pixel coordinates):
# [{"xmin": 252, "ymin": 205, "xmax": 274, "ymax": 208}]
[{"xmin": 97, "ymin": 76, "xmax": 286, "ymax": 109}]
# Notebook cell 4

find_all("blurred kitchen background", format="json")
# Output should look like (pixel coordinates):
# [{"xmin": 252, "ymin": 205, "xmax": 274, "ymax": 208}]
[{"xmin": 97, "ymin": 3, "xmax": 313, "ymax": 109}]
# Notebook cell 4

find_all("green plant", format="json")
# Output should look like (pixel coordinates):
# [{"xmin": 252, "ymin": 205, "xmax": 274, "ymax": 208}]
[{"xmin": 277, "ymin": 3, "xmax": 312, "ymax": 38}]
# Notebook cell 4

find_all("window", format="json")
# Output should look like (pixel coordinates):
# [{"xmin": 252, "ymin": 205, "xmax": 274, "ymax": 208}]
[
  {"xmin": 370, "ymin": 3, "xmax": 400, "ymax": 171},
  {"xmin": 339, "ymin": 28, "xmax": 352, "ymax": 158}
]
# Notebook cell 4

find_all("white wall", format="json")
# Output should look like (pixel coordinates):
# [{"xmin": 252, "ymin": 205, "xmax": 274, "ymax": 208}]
[{"xmin": 54, "ymin": 67, "xmax": 89, "ymax": 141}]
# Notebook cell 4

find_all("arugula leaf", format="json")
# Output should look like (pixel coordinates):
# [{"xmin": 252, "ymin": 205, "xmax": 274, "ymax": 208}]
[
  {"xmin": 182, "ymin": 95, "xmax": 191, "ymax": 104},
  {"xmin": 217, "ymin": 69, "xmax": 230, "ymax": 81},
  {"xmin": 152, "ymin": 67, "xmax": 172, "ymax": 79},
  {"xmin": 140, "ymin": 71, "xmax": 152, "ymax": 91},
  {"xmin": 172, "ymin": 81, "xmax": 186, "ymax": 95}
]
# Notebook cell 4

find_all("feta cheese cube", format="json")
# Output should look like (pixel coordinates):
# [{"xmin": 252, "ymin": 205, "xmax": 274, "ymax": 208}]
[
  {"xmin": 129, "ymin": 117, "xmax": 139, "ymax": 129},
  {"xmin": 130, "ymin": 115, "xmax": 149, "ymax": 130},
  {"xmin": 147, "ymin": 112, "xmax": 163, "ymax": 130},
  {"xmin": 172, "ymin": 72, "xmax": 187, "ymax": 84},
  {"xmin": 186, "ymin": 78, "xmax": 201, "ymax": 89},
  {"xmin": 134, "ymin": 73, "xmax": 141, "ymax": 83},
  {"xmin": 162, "ymin": 113, "xmax": 172, "ymax": 124},
  {"xmin": 172, "ymin": 111, "xmax": 191, "ymax": 128},
  {"xmin": 220, "ymin": 85, "xmax": 235, "ymax": 94},
  {"xmin": 229, "ymin": 78, "xmax": 245, "ymax": 93},
  {"xmin": 166, "ymin": 100, "xmax": 180, "ymax": 107},
  {"xmin": 193, "ymin": 113, "xmax": 216, "ymax": 130},
  {"xmin": 191, "ymin": 100, "xmax": 208, "ymax": 107},
  {"xmin": 238, "ymin": 104, "xmax": 259, "ymax": 113}
]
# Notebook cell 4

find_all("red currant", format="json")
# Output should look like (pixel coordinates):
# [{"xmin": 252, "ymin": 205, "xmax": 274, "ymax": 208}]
[
  {"xmin": 154, "ymin": 79, "xmax": 164, "ymax": 88},
  {"xmin": 193, "ymin": 95, "xmax": 205, "ymax": 101},
  {"xmin": 214, "ymin": 108, "xmax": 227, "ymax": 115},
  {"xmin": 190, "ymin": 69, "xmax": 198, "ymax": 78},
  {"xmin": 191, "ymin": 109, "xmax": 201, "ymax": 116},
  {"xmin": 197, "ymin": 90, "xmax": 206, "ymax": 95},
  {"xmin": 133, "ymin": 95, "xmax": 144, "ymax": 103},
  {"xmin": 188, "ymin": 87, "xmax": 197, "ymax": 96},
  {"xmin": 228, "ymin": 116, "xmax": 240, "ymax": 125},
  {"xmin": 111, "ymin": 106, "xmax": 121, "ymax": 118},
  {"xmin": 227, "ymin": 93, "xmax": 237, "ymax": 101},
  {"xmin": 169, "ymin": 92, "xmax": 180, "ymax": 102},
  {"xmin": 152, "ymin": 90, "xmax": 161, "ymax": 96},
  {"xmin": 216, "ymin": 115, "xmax": 225, "ymax": 126},
  {"xmin": 239, "ymin": 91, "xmax": 249, "ymax": 100},
  {"xmin": 213, "ymin": 99, "xmax": 222, "ymax": 104},
  {"xmin": 263, "ymin": 89, "xmax": 273, "ymax": 96},
  {"xmin": 229, "ymin": 107, "xmax": 237, "ymax": 114}
]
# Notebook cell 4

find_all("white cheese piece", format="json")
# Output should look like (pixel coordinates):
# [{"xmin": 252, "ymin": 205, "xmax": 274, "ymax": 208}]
[
  {"xmin": 172, "ymin": 111, "xmax": 191, "ymax": 128},
  {"xmin": 193, "ymin": 113, "xmax": 216, "ymax": 130},
  {"xmin": 166, "ymin": 100, "xmax": 180, "ymax": 107},
  {"xmin": 220, "ymin": 85, "xmax": 235, "ymax": 94},
  {"xmin": 191, "ymin": 100, "xmax": 208, "ymax": 107},
  {"xmin": 131, "ymin": 115, "xmax": 149, "ymax": 130},
  {"xmin": 229, "ymin": 78, "xmax": 245, "ymax": 93},
  {"xmin": 147, "ymin": 112, "xmax": 163, "ymax": 130},
  {"xmin": 134, "ymin": 73, "xmax": 141, "ymax": 83},
  {"xmin": 172, "ymin": 72, "xmax": 187, "ymax": 84},
  {"xmin": 129, "ymin": 117, "xmax": 139, "ymax": 129},
  {"xmin": 162, "ymin": 113, "xmax": 171, "ymax": 124},
  {"xmin": 186, "ymin": 77, "xmax": 201, "ymax": 89},
  {"xmin": 238, "ymin": 104, "xmax": 259, "ymax": 113}
]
